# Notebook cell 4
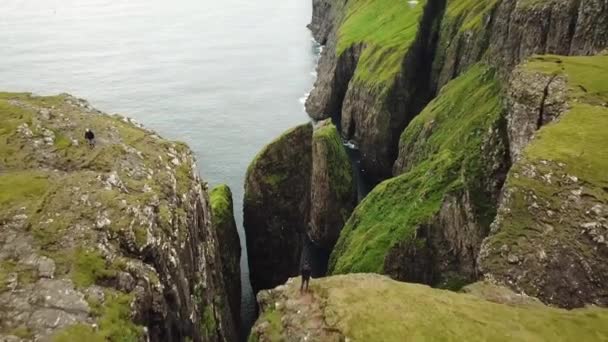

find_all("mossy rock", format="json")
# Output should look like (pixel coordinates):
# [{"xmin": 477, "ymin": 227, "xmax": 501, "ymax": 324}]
[
  {"xmin": 210, "ymin": 184, "xmax": 241, "ymax": 329},
  {"xmin": 309, "ymin": 120, "xmax": 356, "ymax": 249},
  {"xmin": 244, "ymin": 123, "xmax": 313, "ymax": 292}
]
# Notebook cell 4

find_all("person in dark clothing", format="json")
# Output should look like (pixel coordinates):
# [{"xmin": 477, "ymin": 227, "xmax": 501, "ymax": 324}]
[
  {"xmin": 300, "ymin": 262, "xmax": 312, "ymax": 293},
  {"xmin": 84, "ymin": 128, "xmax": 95, "ymax": 147}
]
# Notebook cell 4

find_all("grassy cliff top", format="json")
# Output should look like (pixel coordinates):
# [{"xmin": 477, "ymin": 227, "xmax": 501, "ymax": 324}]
[
  {"xmin": 336, "ymin": 0, "xmax": 426, "ymax": 89},
  {"xmin": 252, "ymin": 274, "xmax": 608, "ymax": 341},
  {"xmin": 210, "ymin": 184, "xmax": 234, "ymax": 228}
]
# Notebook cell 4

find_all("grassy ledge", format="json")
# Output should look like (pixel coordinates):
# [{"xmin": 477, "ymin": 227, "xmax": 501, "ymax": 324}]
[{"xmin": 336, "ymin": 0, "xmax": 426, "ymax": 89}]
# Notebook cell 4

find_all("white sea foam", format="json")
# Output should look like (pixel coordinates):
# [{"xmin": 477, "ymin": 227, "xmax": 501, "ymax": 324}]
[
  {"xmin": 299, "ymin": 92, "xmax": 310, "ymax": 104},
  {"xmin": 343, "ymin": 140, "xmax": 359, "ymax": 150}
]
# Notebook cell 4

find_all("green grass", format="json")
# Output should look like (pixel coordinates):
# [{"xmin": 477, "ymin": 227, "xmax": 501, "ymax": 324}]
[
  {"xmin": 52, "ymin": 324, "xmax": 105, "ymax": 342},
  {"xmin": 444, "ymin": 0, "xmax": 499, "ymax": 32},
  {"xmin": 71, "ymin": 248, "xmax": 119, "ymax": 288},
  {"xmin": 330, "ymin": 64, "xmax": 503, "ymax": 274},
  {"xmin": 336, "ymin": 0, "xmax": 426, "ymax": 89},
  {"xmin": 98, "ymin": 292, "xmax": 142, "ymax": 341},
  {"xmin": 316, "ymin": 274, "xmax": 608, "ymax": 341},
  {"xmin": 0, "ymin": 171, "xmax": 50, "ymax": 219},
  {"xmin": 54, "ymin": 291, "xmax": 142, "ymax": 342},
  {"xmin": 202, "ymin": 306, "xmax": 217, "ymax": 337}
]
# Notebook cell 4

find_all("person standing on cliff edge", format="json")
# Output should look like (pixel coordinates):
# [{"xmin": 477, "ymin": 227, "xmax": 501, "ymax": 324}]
[
  {"xmin": 300, "ymin": 261, "xmax": 312, "ymax": 293},
  {"xmin": 84, "ymin": 128, "xmax": 95, "ymax": 147}
]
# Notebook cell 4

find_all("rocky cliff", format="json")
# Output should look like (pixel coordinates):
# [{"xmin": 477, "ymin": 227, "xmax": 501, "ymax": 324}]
[
  {"xmin": 309, "ymin": 120, "xmax": 356, "ymax": 250},
  {"xmin": 244, "ymin": 124, "xmax": 313, "ymax": 293},
  {"xmin": 0, "ymin": 93, "xmax": 237, "ymax": 341},
  {"xmin": 250, "ymin": 274, "xmax": 608, "ymax": 341},
  {"xmin": 244, "ymin": 120, "xmax": 355, "ymax": 293},
  {"xmin": 306, "ymin": 0, "xmax": 608, "ymax": 183},
  {"xmin": 478, "ymin": 55, "xmax": 608, "ymax": 308},
  {"xmin": 210, "ymin": 185, "xmax": 241, "ymax": 332}
]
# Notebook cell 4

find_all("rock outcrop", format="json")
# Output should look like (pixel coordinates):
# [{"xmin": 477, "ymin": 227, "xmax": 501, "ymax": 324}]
[
  {"xmin": 249, "ymin": 274, "xmax": 608, "ymax": 341},
  {"xmin": 479, "ymin": 55, "xmax": 608, "ymax": 308},
  {"xmin": 330, "ymin": 65, "xmax": 509, "ymax": 288},
  {"xmin": 244, "ymin": 120, "xmax": 355, "ymax": 293},
  {"xmin": 244, "ymin": 124, "xmax": 313, "ymax": 293},
  {"xmin": 0, "ymin": 93, "xmax": 237, "ymax": 341},
  {"xmin": 210, "ymin": 184, "xmax": 241, "ymax": 332},
  {"xmin": 309, "ymin": 120, "xmax": 356, "ymax": 250}
]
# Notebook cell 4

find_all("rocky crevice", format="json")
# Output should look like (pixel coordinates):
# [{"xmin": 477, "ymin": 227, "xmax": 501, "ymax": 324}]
[{"xmin": 505, "ymin": 66, "xmax": 568, "ymax": 162}]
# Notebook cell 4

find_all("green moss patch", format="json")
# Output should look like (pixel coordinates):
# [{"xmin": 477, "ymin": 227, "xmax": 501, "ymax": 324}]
[
  {"xmin": 70, "ymin": 248, "xmax": 119, "ymax": 288},
  {"xmin": 210, "ymin": 184, "xmax": 234, "ymax": 228},
  {"xmin": 444, "ymin": 0, "xmax": 499, "ymax": 32},
  {"xmin": 330, "ymin": 64, "xmax": 503, "ymax": 274}
]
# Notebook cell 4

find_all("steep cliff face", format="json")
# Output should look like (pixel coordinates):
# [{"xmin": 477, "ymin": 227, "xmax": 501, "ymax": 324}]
[
  {"xmin": 433, "ymin": 0, "xmax": 608, "ymax": 90},
  {"xmin": 306, "ymin": 0, "xmax": 445, "ymax": 182},
  {"xmin": 309, "ymin": 120, "xmax": 356, "ymax": 250},
  {"xmin": 244, "ymin": 124, "xmax": 313, "ymax": 293},
  {"xmin": 330, "ymin": 65, "xmax": 508, "ymax": 288},
  {"xmin": 249, "ymin": 274, "xmax": 608, "ymax": 341},
  {"xmin": 210, "ymin": 185, "xmax": 241, "ymax": 333},
  {"xmin": 0, "ymin": 93, "xmax": 237, "ymax": 341},
  {"xmin": 479, "ymin": 55, "xmax": 608, "ymax": 308}
]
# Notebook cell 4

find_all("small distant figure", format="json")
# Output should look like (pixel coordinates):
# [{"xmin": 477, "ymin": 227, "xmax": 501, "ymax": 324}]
[
  {"xmin": 300, "ymin": 262, "xmax": 312, "ymax": 293},
  {"xmin": 84, "ymin": 128, "xmax": 95, "ymax": 147}
]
